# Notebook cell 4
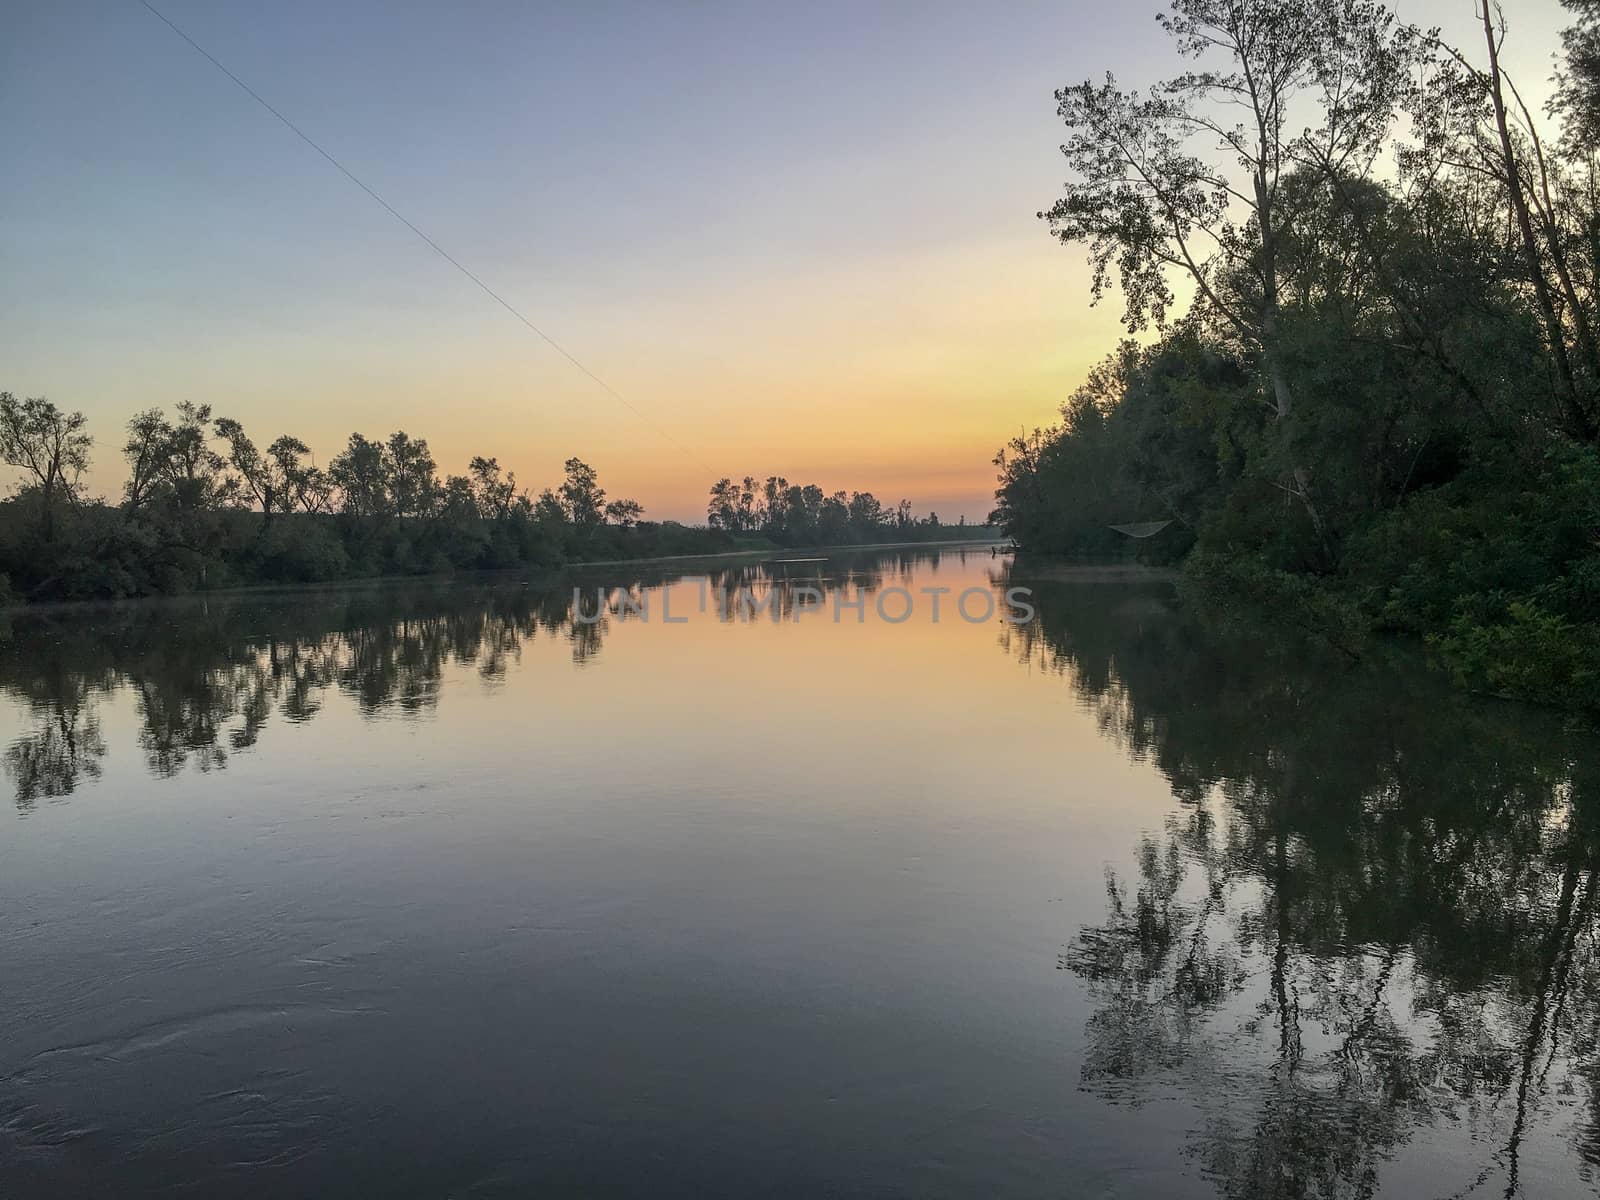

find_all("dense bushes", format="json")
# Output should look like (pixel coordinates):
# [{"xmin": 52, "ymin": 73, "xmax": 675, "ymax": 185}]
[
  {"xmin": 0, "ymin": 375, "xmax": 1003, "ymax": 602},
  {"xmin": 0, "ymin": 490, "xmax": 751, "ymax": 603},
  {"xmin": 993, "ymin": 332, "xmax": 1600, "ymax": 709}
]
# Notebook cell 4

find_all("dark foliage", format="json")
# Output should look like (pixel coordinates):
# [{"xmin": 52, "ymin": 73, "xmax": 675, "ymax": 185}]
[
  {"xmin": 0, "ymin": 405, "xmax": 987, "ymax": 604},
  {"xmin": 996, "ymin": 0, "xmax": 1600, "ymax": 710}
]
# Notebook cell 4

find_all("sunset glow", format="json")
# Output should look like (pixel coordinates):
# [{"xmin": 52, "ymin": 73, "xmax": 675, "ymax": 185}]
[{"xmin": 1, "ymin": 0, "xmax": 1568, "ymax": 520}]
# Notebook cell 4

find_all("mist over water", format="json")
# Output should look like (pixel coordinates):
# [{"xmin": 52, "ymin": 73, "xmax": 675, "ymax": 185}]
[{"xmin": 3, "ymin": 546, "xmax": 1599, "ymax": 1198}]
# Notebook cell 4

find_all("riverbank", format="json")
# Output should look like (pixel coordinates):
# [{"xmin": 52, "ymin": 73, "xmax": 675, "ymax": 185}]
[
  {"xmin": 1179, "ymin": 549, "xmax": 1598, "ymax": 717},
  {"xmin": 570, "ymin": 536, "xmax": 1003, "ymax": 569},
  {"xmin": 0, "ymin": 535, "xmax": 1004, "ymax": 617},
  {"xmin": 0, "ymin": 482, "xmax": 999, "ymax": 607},
  {"xmin": 995, "ymin": 541, "xmax": 1598, "ymax": 717}
]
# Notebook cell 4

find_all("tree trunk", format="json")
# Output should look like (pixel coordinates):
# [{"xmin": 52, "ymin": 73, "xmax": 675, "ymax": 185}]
[
  {"xmin": 1264, "ymin": 322, "xmax": 1333, "ymax": 559},
  {"xmin": 1481, "ymin": 4, "xmax": 1596, "ymax": 441},
  {"xmin": 40, "ymin": 476, "xmax": 56, "ymax": 543},
  {"xmin": 1255, "ymin": 166, "xmax": 1333, "ymax": 558}
]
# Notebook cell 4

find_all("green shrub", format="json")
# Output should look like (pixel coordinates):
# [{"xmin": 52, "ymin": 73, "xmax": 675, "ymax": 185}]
[
  {"xmin": 1432, "ymin": 601, "xmax": 1600, "ymax": 711},
  {"xmin": 255, "ymin": 518, "xmax": 350, "ymax": 583},
  {"xmin": 1184, "ymin": 550, "xmax": 1368, "ymax": 660}
]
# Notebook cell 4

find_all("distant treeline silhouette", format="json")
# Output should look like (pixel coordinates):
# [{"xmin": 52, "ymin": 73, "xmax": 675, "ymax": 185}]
[
  {"xmin": 0, "ymin": 397, "xmax": 989, "ymax": 603},
  {"xmin": 706, "ymin": 474, "xmax": 972, "ymax": 541}
]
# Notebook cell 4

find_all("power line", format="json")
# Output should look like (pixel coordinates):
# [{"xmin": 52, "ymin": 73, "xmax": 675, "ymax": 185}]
[{"xmin": 136, "ymin": 0, "xmax": 714, "ymax": 475}]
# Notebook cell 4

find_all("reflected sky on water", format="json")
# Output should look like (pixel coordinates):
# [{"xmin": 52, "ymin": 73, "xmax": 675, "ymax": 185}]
[{"xmin": 3, "ymin": 546, "xmax": 1598, "ymax": 1198}]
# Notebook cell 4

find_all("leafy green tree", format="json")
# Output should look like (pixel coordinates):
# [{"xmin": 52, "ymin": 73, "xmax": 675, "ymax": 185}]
[
  {"xmin": 214, "ymin": 417, "xmax": 280, "ymax": 517},
  {"xmin": 266, "ymin": 435, "xmax": 331, "ymax": 514},
  {"xmin": 760, "ymin": 476, "xmax": 789, "ymax": 536},
  {"xmin": 1401, "ymin": 3, "xmax": 1600, "ymax": 442},
  {"xmin": 737, "ymin": 476, "xmax": 757, "ymax": 531},
  {"xmin": 558, "ymin": 457, "xmax": 605, "ymax": 528},
  {"xmin": 1042, "ymin": 0, "xmax": 1407, "ymax": 549},
  {"xmin": 603, "ymin": 497, "xmax": 643, "ymax": 528},
  {"xmin": 0, "ymin": 393, "xmax": 91, "ymax": 539},
  {"xmin": 818, "ymin": 491, "xmax": 850, "ymax": 542},
  {"xmin": 467, "ymin": 456, "xmax": 519, "ymax": 520},
  {"xmin": 211, "ymin": 419, "xmax": 331, "ymax": 518},
  {"xmin": 846, "ymin": 491, "xmax": 884, "ymax": 533},
  {"xmin": 4, "ymin": 392, "xmax": 776, "ymax": 598},
  {"xmin": 163, "ymin": 403, "xmax": 231, "ymax": 514},
  {"xmin": 328, "ymin": 433, "xmax": 391, "ymax": 518},
  {"xmin": 1556, "ymin": 0, "xmax": 1600, "ymax": 147},
  {"xmin": 533, "ymin": 487, "xmax": 567, "ymax": 528},
  {"xmin": 788, "ymin": 484, "xmax": 824, "ymax": 541},
  {"xmin": 707, "ymin": 477, "xmax": 740, "ymax": 531},
  {"xmin": 383, "ymin": 432, "xmax": 438, "ymax": 519},
  {"xmin": 121, "ymin": 409, "xmax": 172, "ymax": 513}
]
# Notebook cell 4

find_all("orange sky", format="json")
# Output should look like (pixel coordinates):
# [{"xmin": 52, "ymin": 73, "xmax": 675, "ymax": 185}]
[{"xmin": 2, "ymin": 0, "xmax": 1569, "ymax": 522}]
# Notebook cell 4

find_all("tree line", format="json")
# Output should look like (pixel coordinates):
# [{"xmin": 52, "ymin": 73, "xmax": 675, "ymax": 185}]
[
  {"xmin": 0, "ymin": 397, "xmax": 985, "ymax": 602},
  {"xmin": 992, "ymin": 0, "xmax": 1600, "ymax": 710},
  {"xmin": 706, "ymin": 474, "xmax": 967, "ymax": 542}
]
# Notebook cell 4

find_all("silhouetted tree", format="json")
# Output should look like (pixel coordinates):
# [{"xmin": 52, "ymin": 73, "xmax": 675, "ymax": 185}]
[
  {"xmin": 0, "ymin": 393, "xmax": 91, "ymax": 540},
  {"xmin": 604, "ymin": 497, "xmax": 643, "ymax": 528},
  {"xmin": 328, "ymin": 433, "xmax": 390, "ymax": 518},
  {"xmin": 121, "ymin": 409, "xmax": 172, "ymax": 513},
  {"xmin": 384, "ymin": 432, "xmax": 438, "ymax": 519},
  {"xmin": 558, "ymin": 457, "xmax": 605, "ymax": 528}
]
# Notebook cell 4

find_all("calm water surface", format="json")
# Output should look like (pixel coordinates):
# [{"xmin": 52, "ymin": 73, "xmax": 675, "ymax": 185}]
[{"xmin": 3, "ymin": 547, "xmax": 1599, "ymax": 1197}]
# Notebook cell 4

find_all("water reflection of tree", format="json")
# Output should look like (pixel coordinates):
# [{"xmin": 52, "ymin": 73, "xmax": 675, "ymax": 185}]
[
  {"xmin": 0, "ymin": 547, "xmax": 985, "ymax": 807},
  {"xmin": 0, "ymin": 578, "xmax": 606, "ymax": 804},
  {"xmin": 4, "ymin": 697, "xmax": 106, "ymax": 811},
  {"xmin": 1007, "ymin": 575, "xmax": 1600, "ymax": 1197}
]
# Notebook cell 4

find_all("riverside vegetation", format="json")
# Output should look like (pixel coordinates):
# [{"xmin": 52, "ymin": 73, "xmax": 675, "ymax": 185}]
[
  {"xmin": 0, "ymin": 395, "xmax": 983, "ymax": 606},
  {"xmin": 991, "ymin": 0, "xmax": 1600, "ymax": 713}
]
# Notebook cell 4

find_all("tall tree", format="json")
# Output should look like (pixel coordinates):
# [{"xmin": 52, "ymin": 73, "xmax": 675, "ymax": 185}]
[
  {"xmin": 213, "ymin": 417, "xmax": 279, "ymax": 517},
  {"xmin": 1402, "ymin": 1, "xmax": 1600, "ymax": 440},
  {"xmin": 162, "ymin": 403, "xmax": 230, "ymax": 513},
  {"xmin": 558, "ymin": 457, "xmax": 605, "ymax": 528},
  {"xmin": 1556, "ymin": 0, "xmax": 1600, "ymax": 148},
  {"xmin": 121, "ymin": 408, "xmax": 173, "ymax": 513},
  {"xmin": 328, "ymin": 433, "xmax": 390, "ymax": 518},
  {"xmin": 0, "ymin": 393, "xmax": 92, "ymax": 539},
  {"xmin": 212, "ymin": 419, "xmax": 329, "ymax": 518},
  {"xmin": 266, "ymin": 435, "xmax": 331, "ymax": 514},
  {"xmin": 468, "ymin": 456, "xmax": 518, "ymax": 520},
  {"xmin": 847, "ymin": 490, "xmax": 884, "ymax": 533},
  {"xmin": 761, "ymin": 476, "xmax": 789, "ymax": 536},
  {"xmin": 707, "ymin": 477, "xmax": 740, "ymax": 531},
  {"xmin": 603, "ymin": 497, "xmax": 644, "ymax": 528},
  {"xmin": 1041, "ymin": 0, "xmax": 1405, "ymax": 546},
  {"xmin": 533, "ymin": 488, "xmax": 567, "ymax": 528},
  {"xmin": 384, "ymin": 432, "xmax": 438, "ymax": 519}
]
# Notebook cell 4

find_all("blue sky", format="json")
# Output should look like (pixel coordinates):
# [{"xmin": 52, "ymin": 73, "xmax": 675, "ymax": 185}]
[{"xmin": 1, "ymin": 0, "xmax": 1572, "ymax": 520}]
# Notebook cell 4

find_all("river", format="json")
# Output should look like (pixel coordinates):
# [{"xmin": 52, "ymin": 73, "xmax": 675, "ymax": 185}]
[{"xmin": 3, "ymin": 546, "xmax": 1597, "ymax": 1197}]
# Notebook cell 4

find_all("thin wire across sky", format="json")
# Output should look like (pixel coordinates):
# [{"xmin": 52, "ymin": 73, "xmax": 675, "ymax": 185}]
[{"xmin": 137, "ymin": 0, "xmax": 715, "ymax": 477}]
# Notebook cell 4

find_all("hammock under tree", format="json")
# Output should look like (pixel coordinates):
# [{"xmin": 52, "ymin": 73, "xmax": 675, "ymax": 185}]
[{"xmin": 1107, "ymin": 519, "xmax": 1174, "ymax": 539}]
